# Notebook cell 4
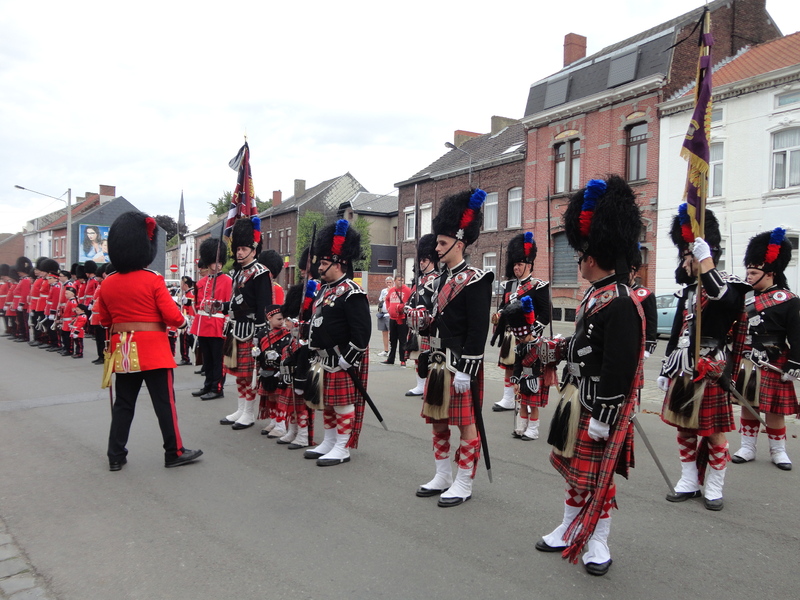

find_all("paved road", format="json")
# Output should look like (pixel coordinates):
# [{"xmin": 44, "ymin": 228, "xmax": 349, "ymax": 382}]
[{"xmin": 0, "ymin": 318, "xmax": 797, "ymax": 600}]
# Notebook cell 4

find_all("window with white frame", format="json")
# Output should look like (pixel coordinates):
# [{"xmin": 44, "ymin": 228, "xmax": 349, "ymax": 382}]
[
  {"xmin": 552, "ymin": 232, "xmax": 577, "ymax": 285},
  {"xmin": 279, "ymin": 229, "xmax": 284, "ymax": 253},
  {"xmin": 404, "ymin": 208, "xmax": 416, "ymax": 240},
  {"xmin": 776, "ymin": 90, "xmax": 800, "ymax": 108},
  {"xmin": 507, "ymin": 187, "xmax": 522, "ymax": 228},
  {"xmin": 286, "ymin": 228, "xmax": 292, "ymax": 257},
  {"xmin": 772, "ymin": 128, "xmax": 800, "ymax": 190},
  {"xmin": 483, "ymin": 252, "xmax": 497, "ymax": 292},
  {"xmin": 420, "ymin": 203, "xmax": 432, "ymax": 235},
  {"xmin": 710, "ymin": 142, "xmax": 723, "ymax": 197},
  {"xmin": 711, "ymin": 107, "xmax": 723, "ymax": 124},
  {"xmin": 483, "ymin": 192, "xmax": 498, "ymax": 231}
]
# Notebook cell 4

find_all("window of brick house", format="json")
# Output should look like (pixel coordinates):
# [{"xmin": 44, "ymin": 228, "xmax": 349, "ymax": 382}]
[
  {"xmin": 554, "ymin": 139, "xmax": 581, "ymax": 193},
  {"xmin": 507, "ymin": 187, "xmax": 522, "ymax": 228},
  {"xmin": 483, "ymin": 193, "xmax": 498, "ymax": 231},
  {"xmin": 627, "ymin": 123, "xmax": 648, "ymax": 181},
  {"xmin": 404, "ymin": 208, "xmax": 415, "ymax": 240},
  {"xmin": 552, "ymin": 232, "xmax": 577, "ymax": 285}
]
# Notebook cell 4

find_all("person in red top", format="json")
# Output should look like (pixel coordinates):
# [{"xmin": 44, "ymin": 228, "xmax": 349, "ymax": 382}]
[
  {"xmin": 70, "ymin": 303, "xmax": 88, "ymax": 358},
  {"xmin": 90, "ymin": 263, "xmax": 109, "ymax": 364},
  {"xmin": 96, "ymin": 211, "xmax": 202, "ymax": 471},
  {"xmin": 12, "ymin": 257, "xmax": 33, "ymax": 342},
  {"xmin": 178, "ymin": 275, "xmax": 196, "ymax": 366},
  {"xmin": 4, "ymin": 271, "xmax": 18, "ymax": 339},
  {"xmin": 191, "ymin": 238, "xmax": 233, "ymax": 400},
  {"xmin": 28, "ymin": 258, "xmax": 46, "ymax": 346},
  {"xmin": 381, "ymin": 275, "xmax": 411, "ymax": 366},
  {"xmin": 59, "ymin": 285, "xmax": 78, "ymax": 356},
  {"xmin": 259, "ymin": 249, "xmax": 285, "ymax": 306},
  {"xmin": 40, "ymin": 264, "xmax": 64, "ymax": 350},
  {"xmin": 0, "ymin": 264, "xmax": 11, "ymax": 336}
]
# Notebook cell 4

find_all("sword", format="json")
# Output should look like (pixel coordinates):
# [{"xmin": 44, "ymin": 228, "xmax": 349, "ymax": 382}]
[
  {"xmin": 725, "ymin": 381, "xmax": 768, "ymax": 428},
  {"xmin": 631, "ymin": 411, "xmax": 675, "ymax": 494},
  {"xmin": 345, "ymin": 366, "xmax": 389, "ymax": 430},
  {"xmin": 470, "ymin": 374, "xmax": 493, "ymax": 482}
]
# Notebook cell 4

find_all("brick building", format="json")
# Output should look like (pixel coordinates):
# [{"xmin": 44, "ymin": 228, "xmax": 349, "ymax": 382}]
[
  {"xmin": 395, "ymin": 116, "xmax": 526, "ymax": 293},
  {"xmin": 521, "ymin": 0, "xmax": 781, "ymax": 319}
]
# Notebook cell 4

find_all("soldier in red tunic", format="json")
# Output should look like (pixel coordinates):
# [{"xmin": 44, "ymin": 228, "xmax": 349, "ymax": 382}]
[
  {"xmin": 12, "ymin": 257, "xmax": 33, "ymax": 342},
  {"xmin": 536, "ymin": 176, "xmax": 644, "ymax": 576},
  {"xmin": 731, "ymin": 228, "xmax": 800, "ymax": 470},
  {"xmin": 97, "ymin": 211, "xmax": 202, "ymax": 471}
]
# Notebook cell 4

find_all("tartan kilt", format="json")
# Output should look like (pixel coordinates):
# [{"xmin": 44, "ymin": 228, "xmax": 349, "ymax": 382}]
[
  {"xmin": 757, "ymin": 353, "xmax": 799, "ymax": 415},
  {"xmin": 225, "ymin": 338, "xmax": 255, "ymax": 378},
  {"xmin": 274, "ymin": 386, "xmax": 294, "ymax": 412},
  {"xmin": 550, "ymin": 409, "xmax": 635, "ymax": 492},
  {"xmin": 661, "ymin": 380, "xmax": 734, "ymax": 436},
  {"xmin": 318, "ymin": 354, "xmax": 369, "ymax": 408},
  {"xmin": 422, "ymin": 364, "xmax": 484, "ymax": 427},
  {"xmin": 520, "ymin": 383, "xmax": 550, "ymax": 409}
]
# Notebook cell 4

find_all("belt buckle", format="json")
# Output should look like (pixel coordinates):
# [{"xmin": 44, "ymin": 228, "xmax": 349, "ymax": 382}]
[
  {"xmin": 429, "ymin": 336, "xmax": 441, "ymax": 350},
  {"xmin": 567, "ymin": 362, "xmax": 581, "ymax": 377}
]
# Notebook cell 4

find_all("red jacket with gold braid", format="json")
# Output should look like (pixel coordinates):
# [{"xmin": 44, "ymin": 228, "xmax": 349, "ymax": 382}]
[{"xmin": 96, "ymin": 269, "xmax": 187, "ymax": 371}]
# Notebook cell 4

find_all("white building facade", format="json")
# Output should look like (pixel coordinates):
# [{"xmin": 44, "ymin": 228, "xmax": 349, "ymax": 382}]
[{"xmin": 656, "ymin": 60, "xmax": 800, "ymax": 297}]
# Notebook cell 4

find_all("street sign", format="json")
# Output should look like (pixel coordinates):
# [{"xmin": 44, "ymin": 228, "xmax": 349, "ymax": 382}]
[{"xmin": 169, "ymin": 264, "xmax": 179, "ymax": 273}]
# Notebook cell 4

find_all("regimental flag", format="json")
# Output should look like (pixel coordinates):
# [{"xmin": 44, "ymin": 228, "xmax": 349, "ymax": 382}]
[
  {"xmin": 224, "ymin": 141, "xmax": 257, "ymax": 241},
  {"xmin": 680, "ymin": 8, "xmax": 713, "ymax": 239}
]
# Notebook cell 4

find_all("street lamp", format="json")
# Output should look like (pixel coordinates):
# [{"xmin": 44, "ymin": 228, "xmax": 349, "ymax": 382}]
[
  {"xmin": 15, "ymin": 185, "xmax": 72, "ymax": 267},
  {"xmin": 444, "ymin": 142, "xmax": 473, "ymax": 187}
]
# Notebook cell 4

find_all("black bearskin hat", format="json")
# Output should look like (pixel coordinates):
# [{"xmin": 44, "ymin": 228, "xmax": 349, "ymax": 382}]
[
  {"xmin": 76, "ymin": 304, "xmax": 89, "ymax": 314},
  {"xmin": 503, "ymin": 296, "xmax": 537, "ymax": 339},
  {"xmin": 15, "ymin": 256, "xmax": 33, "ymax": 275},
  {"xmin": 313, "ymin": 219, "xmax": 362, "ymax": 277},
  {"xmin": 744, "ymin": 228, "xmax": 793, "ymax": 289},
  {"xmin": 95, "ymin": 263, "xmax": 107, "ymax": 278},
  {"xmin": 282, "ymin": 283, "xmax": 303, "ymax": 319},
  {"xmin": 258, "ymin": 249, "xmax": 284, "ymax": 278},
  {"xmin": 104, "ymin": 263, "xmax": 115, "ymax": 276},
  {"xmin": 34, "ymin": 257, "xmax": 48, "ymax": 272},
  {"xmin": 0, "ymin": 264, "xmax": 9, "ymax": 278},
  {"xmin": 505, "ymin": 232, "xmax": 537, "ymax": 279},
  {"xmin": 40, "ymin": 258, "xmax": 60, "ymax": 276},
  {"xmin": 432, "ymin": 189, "xmax": 486, "ymax": 247},
  {"xmin": 83, "ymin": 260, "xmax": 97, "ymax": 275},
  {"xmin": 7, "ymin": 269, "xmax": 19, "ymax": 282},
  {"xmin": 563, "ymin": 176, "xmax": 642, "ymax": 275},
  {"xmin": 76, "ymin": 264, "xmax": 86, "ymax": 281},
  {"xmin": 417, "ymin": 234, "xmax": 439, "ymax": 265},
  {"xmin": 199, "ymin": 238, "xmax": 228, "ymax": 267},
  {"xmin": 669, "ymin": 204, "xmax": 721, "ymax": 259},
  {"xmin": 107, "ymin": 211, "xmax": 159, "ymax": 274},
  {"xmin": 230, "ymin": 217, "xmax": 262, "ymax": 255},
  {"xmin": 297, "ymin": 247, "xmax": 319, "ymax": 280},
  {"xmin": 70, "ymin": 263, "xmax": 79, "ymax": 276}
]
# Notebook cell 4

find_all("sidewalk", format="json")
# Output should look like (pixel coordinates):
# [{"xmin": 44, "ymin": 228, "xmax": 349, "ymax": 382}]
[{"xmin": 0, "ymin": 518, "xmax": 55, "ymax": 600}]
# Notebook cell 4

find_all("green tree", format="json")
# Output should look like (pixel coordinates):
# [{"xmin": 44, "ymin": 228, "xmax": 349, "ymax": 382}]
[
  {"xmin": 154, "ymin": 214, "xmax": 188, "ymax": 241},
  {"xmin": 352, "ymin": 214, "xmax": 372, "ymax": 272},
  {"xmin": 208, "ymin": 191, "xmax": 271, "ymax": 216}
]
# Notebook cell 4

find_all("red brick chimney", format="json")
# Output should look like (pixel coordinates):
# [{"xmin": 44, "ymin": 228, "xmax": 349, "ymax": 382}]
[
  {"xmin": 272, "ymin": 190, "xmax": 282, "ymax": 206},
  {"xmin": 453, "ymin": 130, "xmax": 482, "ymax": 148},
  {"xmin": 564, "ymin": 33, "xmax": 587, "ymax": 67}
]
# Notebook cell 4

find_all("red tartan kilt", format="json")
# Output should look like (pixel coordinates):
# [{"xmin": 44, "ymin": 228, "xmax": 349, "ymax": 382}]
[
  {"xmin": 321, "ymin": 357, "xmax": 368, "ymax": 407},
  {"xmin": 225, "ymin": 338, "xmax": 255, "ymax": 378},
  {"xmin": 520, "ymin": 384, "xmax": 550, "ymax": 408},
  {"xmin": 757, "ymin": 354, "xmax": 799, "ymax": 415},
  {"xmin": 550, "ymin": 410, "xmax": 634, "ymax": 492},
  {"xmin": 273, "ymin": 387, "xmax": 294, "ymax": 412},
  {"xmin": 418, "ymin": 336, "xmax": 431, "ymax": 353},
  {"xmin": 661, "ymin": 380, "xmax": 734, "ymax": 436},
  {"xmin": 422, "ymin": 365, "xmax": 484, "ymax": 427}
]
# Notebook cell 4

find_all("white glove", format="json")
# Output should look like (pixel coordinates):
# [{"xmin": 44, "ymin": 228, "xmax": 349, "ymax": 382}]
[
  {"xmin": 251, "ymin": 345, "xmax": 261, "ymax": 358},
  {"xmin": 781, "ymin": 369, "xmax": 799, "ymax": 382},
  {"xmin": 644, "ymin": 350, "xmax": 651, "ymax": 360},
  {"xmin": 692, "ymin": 237, "xmax": 712, "ymax": 262},
  {"xmin": 657, "ymin": 376, "xmax": 671, "ymax": 392},
  {"xmin": 453, "ymin": 371, "xmax": 471, "ymax": 394},
  {"xmin": 338, "ymin": 356, "xmax": 352, "ymax": 371},
  {"xmin": 587, "ymin": 417, "xmax": 610, "ymax": 442},
  {"xmin": 48, "ymin": 314, "xmax": 55, "ymax": 321},
  {"xmin": 294, "ymin": 388, "xmax": 304, "ymax": 396}
]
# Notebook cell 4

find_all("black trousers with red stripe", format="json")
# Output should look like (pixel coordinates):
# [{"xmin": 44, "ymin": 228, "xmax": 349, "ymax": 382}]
[{"xmin": 108, "ymin": 368, "xmax": 184, "ymax": 463}]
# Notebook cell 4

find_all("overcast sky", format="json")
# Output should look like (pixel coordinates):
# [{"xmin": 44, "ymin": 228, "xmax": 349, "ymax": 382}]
[{"xmin": 1, "ymin": 0, "xmax": 798, "ymax": 235}]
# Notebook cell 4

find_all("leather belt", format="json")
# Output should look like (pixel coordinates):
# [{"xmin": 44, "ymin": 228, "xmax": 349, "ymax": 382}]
[{"xmin": 111, "ymin": 322, "xmax": 166, "ymax": 334}]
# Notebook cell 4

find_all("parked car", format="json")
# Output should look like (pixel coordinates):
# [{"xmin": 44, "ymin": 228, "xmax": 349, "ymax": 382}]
[{"xmin": 656, "ymin": 294, "xmax": 679, "ymax": 337}]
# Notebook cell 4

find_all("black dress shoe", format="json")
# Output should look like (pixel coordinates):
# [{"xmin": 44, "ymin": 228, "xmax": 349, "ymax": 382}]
[
  {"xmin": 380, "ymin": 360, "xmax": 394, "ymax": 365},
  {"xmin": 405, "ymin": 390, "xmax": 423, "ymax": 397},
  {"xmin": 535, "ymin": 539, "xmax": 566, "ymax": 552},
  {"xmin": 775, "ymin": 462, "xmax": 792, "ymax": 471},
  {"xmin": 219, "ymin": 417, "xmax": 236, "ymax": 425},
  {"xmin": 666, "ymin": 490, "xmax": 701, "ymax": 503},
  {"xmin": 584, "ymin": 559, "xmax": 612, "ymax": 576},
  {"xmin": 165, "ymin": 448, "xmax": 203, "ymax": 468},
  {"xmin": 200, "ymin": 391, "xmax": 224, "ymax": 400},
  {"xmin": 731, "ymin": 455, "xmax": 751, "ymax": 464},
  {"xmin": 109, "ymin": 458, "xmax": 127, "ymax": 471},
  {"xmin": 416, "ymin": 486, "xmax": 448, "ymax": 498},
  {"xmin": 704, "ymin": 497, "xmax": 724, "ymax": 511},
  {"xmin": 178, "ymin": 360, "xmax": 192, "ymax": 366},
  {"xmin": 194, "ymin": 369, "xmax": 205, "ymax": 375},
  {"xmin": 304, "ymin": 449, "xmax": 325, "ymax": 460},
  {"xmin": 91, "ymin": 357, "xmax": 104, "ymax": 365},
  {"xmin": 491, "ymin": 404, "xmax": 514, "ymax": 412},
  {"xmin": 231, "ymin": 421, "xmax": 254, "ymax": 430},
  {"xmin": 437, "ymin": 494, "xmax": 471, "ymax": 508},
  {"xmin": 191, "ymin": 389, "xmax": 210, "ymax": 397},
  {"xmin": 46, "ymin": 346, "xmax": 61, "ymax": 351},
  {"xmin": 317, "ymin": 456, "xmax": 351, "ymax": 466}
]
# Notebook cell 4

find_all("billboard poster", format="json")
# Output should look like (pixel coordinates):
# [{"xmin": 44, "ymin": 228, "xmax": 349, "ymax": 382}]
[{"xmin": 79, "ymin": 224, "xmax": 111, "ymax": 263}]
